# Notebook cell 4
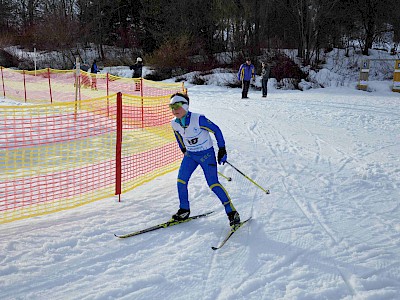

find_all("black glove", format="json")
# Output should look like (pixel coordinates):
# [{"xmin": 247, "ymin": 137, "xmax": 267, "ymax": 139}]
[{"xmin": 217, "ymin": 147, "xmax": 227, "ymax": 165}]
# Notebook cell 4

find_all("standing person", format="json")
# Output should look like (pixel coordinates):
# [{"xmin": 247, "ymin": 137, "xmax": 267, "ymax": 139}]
[
  {"xmin": 130, "ymin": 57, "xmax": 143, "ymax": 91},
  {"xmin": 261, "ymin": 61, "xmax": 271, "ymax": 98},
  {"xmin": 90, "ymin": 60, "xmax": 99, "ymax": 90},
  {"xmin": 237, "ymin": 58, "xmax": 255, "ymax": 99},
  {"xmin": 130, "ymin": 57, "xmax": 143, "ymax": 78},
  {"xmin": 169, "ymin": 92, "xmax": 241, "ymax": 228}
]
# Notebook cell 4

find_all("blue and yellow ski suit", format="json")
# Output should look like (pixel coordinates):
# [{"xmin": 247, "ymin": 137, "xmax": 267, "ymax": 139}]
[{"xmin": 171, "ymin": 111, "xmax": 236, "ymax": 213}]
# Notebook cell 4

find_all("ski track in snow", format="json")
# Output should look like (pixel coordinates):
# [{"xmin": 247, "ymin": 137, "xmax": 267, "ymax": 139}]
[
  {"xmin": 191, "ymin": 85, "xmax": 400, "ymax": 299},
  {"xmin": 1, "ymin": 84, "xmax": 400, "ymax": 300}
]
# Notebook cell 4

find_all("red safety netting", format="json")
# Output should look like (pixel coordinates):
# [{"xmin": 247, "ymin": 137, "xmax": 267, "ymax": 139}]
[
  {"xmin": 1, "ymin": 71, "xmax": 185, "ymax": 223},
  {"xmin": 0, "ymin": 67, "xmax": 186, "ymax": 103}
]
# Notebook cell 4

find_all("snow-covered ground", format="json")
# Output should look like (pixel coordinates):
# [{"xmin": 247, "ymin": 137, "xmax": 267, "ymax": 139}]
[{"xmin": 1, "ymin": 78, "xmax": 399, "ymax": 299}]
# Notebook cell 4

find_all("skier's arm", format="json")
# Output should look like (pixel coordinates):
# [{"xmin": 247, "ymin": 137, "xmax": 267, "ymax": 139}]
[
  {"xmin": 199, "ymin": 116, "xmax": 225, "ymax": 148},
  {"xmin": 173, "ymin": 130, "xmax": 186, "ymax": 153}
]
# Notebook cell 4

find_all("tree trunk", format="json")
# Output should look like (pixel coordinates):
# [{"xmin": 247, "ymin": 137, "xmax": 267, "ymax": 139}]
[
  {"xmin": 363, "ymin": 19, "xmax": 375, "ymax": 55},
  {"xmin": 253, "ymin": 0, "xmax": 261, "ymax": 56}
]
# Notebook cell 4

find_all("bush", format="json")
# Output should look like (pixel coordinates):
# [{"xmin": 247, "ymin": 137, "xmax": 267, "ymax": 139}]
[
  {"xmin": 144, "ymin": 68, "xmax": 172, "ymax": 81},
  {"xmin": 0, "ymin": 49, "xmax": 20, "ymax": 68},
  {"xmin": 270, "ymin": 52, "xmax": 306, "ymax": 83},
  {"xmin": 190, "ymin": 74, "xmax": 206, "ymax": 85},
  {"xmin": 145, "ymin": 35, "xmax": 226, "ymax": 80},
  {"xmin": 145, "ymin": 35, "xmax": 193, "ymax": 79},
  {"xmin": 18, "ymin": 60, "xmax": 35, "ymax": 70}
]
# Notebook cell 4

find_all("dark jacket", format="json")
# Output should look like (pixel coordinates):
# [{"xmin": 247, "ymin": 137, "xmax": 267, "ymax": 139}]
[
  {"xmin": 130, "ymin": 62, "xmax": 143, "ymax": 78},
  {"xmin": 90, "ymin": 62, "xmax": 99, "ymax": 74},
  {"xmin": 261, "ymin": 65, "xmax": 270, "ymax": 79}
]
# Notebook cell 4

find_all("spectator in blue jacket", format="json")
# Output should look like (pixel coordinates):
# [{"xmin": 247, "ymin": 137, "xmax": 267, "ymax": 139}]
[
  {"xmin": 90, "ymin": 60, "xmax": 99, "ymax": 90},
  {"xmin": 237, "ymin": 58, "xmax": 255, "ymax": 99}
]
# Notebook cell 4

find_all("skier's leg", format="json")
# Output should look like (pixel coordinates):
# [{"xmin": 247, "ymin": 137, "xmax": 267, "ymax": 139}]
[
  {"xmin": 199, "ymin": 149, "xmax": 236, "ymax": 213},
  {"xmin": 177, "ymin": 154, "xmax": 199, "ymax": 210}
]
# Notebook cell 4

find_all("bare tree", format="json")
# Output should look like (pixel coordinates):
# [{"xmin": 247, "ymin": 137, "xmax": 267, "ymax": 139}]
[
  {"xmin": 2, "ymin": 0, "xmax": 400, "ymax": 70},
  {"xmin": 0, "ymin": 0, "xmax": 14, "ymax": 31}
]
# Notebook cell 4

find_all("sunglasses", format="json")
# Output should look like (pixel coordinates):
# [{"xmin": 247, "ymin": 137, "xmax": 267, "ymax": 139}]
[{"xmin": 169, "ymin": 102, "xmax": 184, "ymax": 110}]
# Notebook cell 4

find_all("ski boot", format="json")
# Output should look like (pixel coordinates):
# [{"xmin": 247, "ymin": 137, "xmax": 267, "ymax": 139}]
[
  {"xmin": 172, "ymin": 208, "xmax": 190, "ymax": 221},
  {"xmin": 227, "ymin": 211, "xmax": 241, "ymax": 228}
]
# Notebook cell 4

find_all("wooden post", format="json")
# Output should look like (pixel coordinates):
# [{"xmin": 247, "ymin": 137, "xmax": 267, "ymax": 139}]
[
  {"xmin": 141, "ymin": 78, "xmax": 144, "ymax": 129},
  {"xmin": 107, "ymin": 73, "xmax": 110, "ymax": 117},
  {"xmin": 74, "ymin": 57, "xmax": 79, "ymax": 120},
  {"xmin": 47, "ymin": 68, "xmax": 53, "ymax": 103},
  {"xmin": 393, "ymin": 59, "xmax": 400, "ymax": 93},
  {"xmin": 0, "ymin": 67, "xmax": 5, "ymax": 98},
  {"xmin": 357, "ymin": 60, "xmax": 370, "ymax": 91},
  {"xmin": 23, "ymin": 70, "xmax": 27, "ymax": 102},
  {"xmin": 74, "ymin": 57, "xmax": 80, "ymax": 103}
]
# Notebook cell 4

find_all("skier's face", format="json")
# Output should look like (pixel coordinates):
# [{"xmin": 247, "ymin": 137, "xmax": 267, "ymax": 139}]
[{"xmin": 171, "ymin": 106, "xmax": 187, "ymax": 119}]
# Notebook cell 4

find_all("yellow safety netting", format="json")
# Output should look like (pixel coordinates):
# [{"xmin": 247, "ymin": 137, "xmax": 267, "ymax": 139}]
[{"xmin": 1, "ymin": 68, "xmax": 185, "ymax": 224}]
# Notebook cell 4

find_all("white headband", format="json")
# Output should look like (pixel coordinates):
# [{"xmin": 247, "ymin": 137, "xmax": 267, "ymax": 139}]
[{"xmin": 170, "ymin": 95, "xmax": 189, "ymax": 105}]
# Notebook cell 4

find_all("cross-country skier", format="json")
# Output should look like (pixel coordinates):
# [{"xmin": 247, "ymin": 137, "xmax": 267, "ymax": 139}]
[{"xmin": 169, "ymin": 92, "xmax": 241, "ymax": 228}]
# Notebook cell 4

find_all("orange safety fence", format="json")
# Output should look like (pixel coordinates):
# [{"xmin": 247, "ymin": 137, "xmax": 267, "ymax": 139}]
[
  {"xmin": 1, "ymin": 90, "xmax": 184, "ymax": 224},
  {"xmin": 0, "ymin": 66, "xmax": 185, "ymax": 103}
]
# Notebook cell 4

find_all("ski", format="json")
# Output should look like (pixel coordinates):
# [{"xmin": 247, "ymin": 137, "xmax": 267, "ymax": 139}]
[
  {"xmin": 114, "ymin": 211, "xmax": 214, "ymax": 239},
  {"xmin": 211, "ymin": 217, "xmax": 252, "ymax": 250}
]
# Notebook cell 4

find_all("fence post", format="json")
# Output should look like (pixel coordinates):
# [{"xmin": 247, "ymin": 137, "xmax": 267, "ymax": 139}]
[
  {"xmin": 74, "ymin": 57, "xmax": 80, "ymax": 103},
  {"xmin": 47, "ymin": 68, "xmax": 53, "ymax": 103},
  {"xmin": 141, "ymin": 78, "xmax": 144, "ymax": 129},
  {"xmin": 1, "ymin": 66, "xmax": 5, "ymax": 98},
  {"xmin": 23, "ymin": 70, "xmax": 27, "ymax": 102},
  {"xmin": 107, "ymin": 72, "xmax": 109, "ymax": 98},
  {"xmin": 78, "ymin": 75, "xmax": 81, "ymax": 102},
  {"xmin": 106, "ymin": 73, "xmax": 110, "ymax": 117},
  {"xmin": 115, "ymin": 92, "xmax": 123, "ymax": 202}
]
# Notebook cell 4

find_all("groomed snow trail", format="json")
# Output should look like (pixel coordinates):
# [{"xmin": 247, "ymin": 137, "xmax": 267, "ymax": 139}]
[{"xmin": 190, "ymin": 84, "xmax": 400, "ymax": 299}]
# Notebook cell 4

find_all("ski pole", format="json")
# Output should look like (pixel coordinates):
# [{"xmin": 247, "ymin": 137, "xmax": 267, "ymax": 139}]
[
  {"xmin": 226, "ymin": 161, "xmax": 270, "ymax": 194},
  {"xmin": 218, "ymin": 171, "xmax": 232, "ymax": 182}
]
